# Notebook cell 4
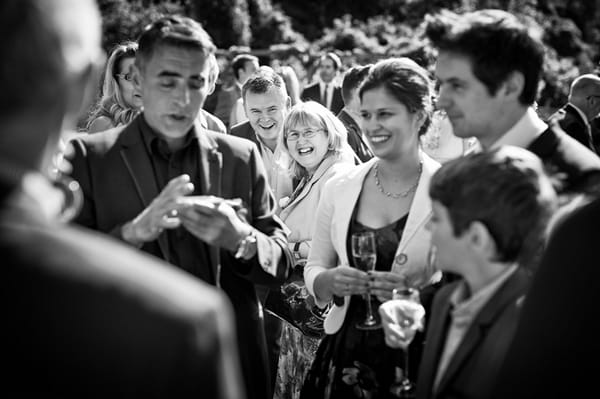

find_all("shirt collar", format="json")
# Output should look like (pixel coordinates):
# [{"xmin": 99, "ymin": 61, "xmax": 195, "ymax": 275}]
[
  {"xmin": 139, "ymin": 113, "xmax": 200, "ymax": 156},
  {"xmin": 449, "ymin": 263, "xmax": 519, "ymax": 319},
  {"xmin": 490, "ymin": 107, "xmax": 547, "ymax": 150}
]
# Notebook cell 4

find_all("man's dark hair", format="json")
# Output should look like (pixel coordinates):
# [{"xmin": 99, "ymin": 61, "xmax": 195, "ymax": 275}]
[
  {"xmin": 231, "ymin": 54, "xmax": 258, "ymax": 81},
  {"xmin": 425, "ymin": 9, "xmax": 545, "ymax": 105},
  {"xmin": 429, "ymin": 146, "xmax": 556, "ymax": 263},
  {"xmin": 241, "ymin": 66, "xmax": 287, "ymax": 100},
  {"xmin": 341, "ymin": 64, "xmax": 372, "ymax": 105},
  {"xmin": 136, "ymin": 15, "xmax": 216, "ymax": 70}
]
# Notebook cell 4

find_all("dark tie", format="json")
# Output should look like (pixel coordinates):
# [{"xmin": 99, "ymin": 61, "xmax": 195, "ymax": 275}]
[{"xmin": 324, "ymin": 84, "xmax": 330, "ymax": 109}]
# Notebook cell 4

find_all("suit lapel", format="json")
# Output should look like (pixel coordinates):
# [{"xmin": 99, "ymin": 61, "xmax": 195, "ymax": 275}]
[
  {"xmin": 435, "ymin": 270, "xmax": 529, "ymax": 394},
  {"xmin": 396, "ymin": 152, "xmax": 438, "ymax": 253},
  {"xmin": 197, "ymin": 125, "xmax": 223, "ymax": 287},
  {"xmin": 418, "ymin": 286, "xmax": 455, "ymax": 399},
  {"xmin": 119, "ymin": 120, "xmax": 171, "ymax": 262}
]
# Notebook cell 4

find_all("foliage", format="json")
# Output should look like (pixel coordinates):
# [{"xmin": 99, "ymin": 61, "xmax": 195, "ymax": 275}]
[{"xmin": 98, "ymin": 0, "xmax": 192, "ymax": 52}]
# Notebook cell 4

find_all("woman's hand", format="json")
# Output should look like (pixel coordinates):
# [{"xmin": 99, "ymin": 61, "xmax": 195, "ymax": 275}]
[
  {"xmin": 314, "ymin": 266, "xmax": 369, "ymax": 302},
  {"xmin": 368, "ymin": 271, "xmax": 406, "ymax": 302}
]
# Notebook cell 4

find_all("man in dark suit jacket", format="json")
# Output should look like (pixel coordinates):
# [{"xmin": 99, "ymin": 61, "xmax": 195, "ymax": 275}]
[
  {"xmin": 69, "ymin": 16, "xmax": 292, "ymax": 399},
  {"xmin": 380, "ymin": 147, "xmax": 557, "ymax": 399},
  {"xmin": 492, "ymin": 190, "xmax": 600, "ymax": 398},
  {"xmin": 549, "ymin": 74, "xmax": 600, "ymax": 153},
  {"xmin": 1, "ymin": 1, "xmax": 243, "ymax": 397},
  {"xmin": 337, "ymin": 64, "xmax": 374, "ymax": 163},
  {"xmin": 426, "ymin": 9, "xmax": 600, "ymax": 202},
  {"xmin": 301, "ymin": 52, "xmax": 345, "ymax": 115}
]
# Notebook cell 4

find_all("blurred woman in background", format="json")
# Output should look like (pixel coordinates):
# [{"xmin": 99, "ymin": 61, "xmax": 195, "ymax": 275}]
[{"xmin": 85, "ymin": 41, "xmax": 142, "ymax": 133}]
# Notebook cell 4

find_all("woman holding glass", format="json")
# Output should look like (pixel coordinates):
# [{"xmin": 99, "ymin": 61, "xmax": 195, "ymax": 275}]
[
  {"xmin": 301, "ymin": 58, "xmax": 442, "ymax": 398},
  {"xmin": 273, "ymin": 101, "xmax": 356, "ymax": 399}
]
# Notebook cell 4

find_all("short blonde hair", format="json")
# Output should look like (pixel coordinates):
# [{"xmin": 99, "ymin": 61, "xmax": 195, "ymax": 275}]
[{"xmin": 280, "ymin": 101, "xmax": 348, "ymax": 178}]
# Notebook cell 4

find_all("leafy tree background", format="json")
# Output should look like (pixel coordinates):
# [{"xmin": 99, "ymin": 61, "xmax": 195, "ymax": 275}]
[{"xmin": 97, "ymin": 0, "xmax": 600, "ymax": 114}]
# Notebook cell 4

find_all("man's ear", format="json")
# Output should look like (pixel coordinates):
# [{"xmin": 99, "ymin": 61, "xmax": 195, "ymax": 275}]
[
  {"xmin": 502, "ymin": 71, "xmax": 525, "ymax": 101},
  {"xmin": 467, "ymin": 220, "xmax": 498, "ymax": 260}
]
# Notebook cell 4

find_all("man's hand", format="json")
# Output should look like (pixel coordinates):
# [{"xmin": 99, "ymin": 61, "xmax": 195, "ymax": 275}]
[
  {"xmin": 121, "ymin": 174, "xmax": 194, "ymax": 246},
  {"xmin": 177, "ymin": 197, "xmax": 250, "ymax": 252}
]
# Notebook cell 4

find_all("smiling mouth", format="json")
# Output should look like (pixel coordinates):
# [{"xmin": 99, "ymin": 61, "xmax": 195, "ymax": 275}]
[
  {"xmin": 298, "ymin": 147, "xmax": 314, "ymax": 155},
  {"xmin": 368, "ymin": 135, "xmax": 390, "ymax": 143}
]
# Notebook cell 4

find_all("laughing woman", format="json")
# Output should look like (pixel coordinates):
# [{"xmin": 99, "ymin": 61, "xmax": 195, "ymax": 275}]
[
  {"xmin": 301, "ymin": 58, "xmax": 442, "ymax": 399},
  {"xmin": 274, "ymin": 101, "xmax": 357, "ymax": 399}
]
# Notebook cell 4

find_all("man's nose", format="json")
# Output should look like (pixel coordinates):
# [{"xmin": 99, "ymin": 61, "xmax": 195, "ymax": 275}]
[{"xmin": 174, "ymin": 86, "xmax": 191, "ymax": 106}]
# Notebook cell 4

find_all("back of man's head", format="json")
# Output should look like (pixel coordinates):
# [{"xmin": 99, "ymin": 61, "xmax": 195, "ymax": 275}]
[
  {"xmin": 0, "ymin": 0, "xmax": 101, "ymax": 120},
  {"xmin": 0, "ymin": 0, "xmax": 102, "ymax": 170},
  {"xmin": 341, "ymin": 64, "xmax": 372, "ymax": 105},
  {"xmin": 569, "ymin": 74, "xmax": 600, "ymax": 100},
  {"xmin": 136, "ymin": 15, "xmax": 216, "ymax": 72},
  {"xmin": 231, "ymin": 54, "xmax": 259, "ymax": 81},
  {"xmin": 242, "ymin": 66, "xmax": 287, "ymax": 100},
  {"xmin": 425, "ymin": 9, "xmax": 545, "ymax": 106},
  {"xmin": 429, "ymin": 146, "xmax": 557, "ymax": 264}
]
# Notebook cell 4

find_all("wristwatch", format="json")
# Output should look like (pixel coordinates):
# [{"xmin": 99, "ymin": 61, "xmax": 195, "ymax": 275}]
[{"xmin": 234, "ymin": 229, "xmax": 257, "ymax": 259}]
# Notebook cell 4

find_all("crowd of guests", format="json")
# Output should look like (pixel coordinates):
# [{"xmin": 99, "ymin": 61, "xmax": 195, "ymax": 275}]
[{"xmin": 3, "ymin": 1, "xmax": 600, "ymax": 398}]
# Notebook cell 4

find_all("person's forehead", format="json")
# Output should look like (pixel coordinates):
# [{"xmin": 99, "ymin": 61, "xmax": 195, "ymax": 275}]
[
  {"xmin": 245, "ymin": 86, "xmax": 286, "ymax": 106},
  {"xmin": 435, "ymin": 51, "xmax": 475, "ymax": 79},
  {"xmin": 145, "ymin": 44, "xmax": 210, "ymax": 71}
]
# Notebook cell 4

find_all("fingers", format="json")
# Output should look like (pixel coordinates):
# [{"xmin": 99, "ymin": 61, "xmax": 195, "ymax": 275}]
[
  {"xmin": 331, "ymin": 268, "xmax": 369, "ymax": 296},
  {"xmin": 368, "ymin": 271, "xmax": 405, "ymax": 299}
]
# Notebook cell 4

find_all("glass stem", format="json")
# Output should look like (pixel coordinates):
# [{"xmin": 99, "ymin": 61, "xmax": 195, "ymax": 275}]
[
  {"xmin": 403, "ymin": 348, "xmax": 410, "ymax": 386},
  {"xmin": 365, "ymin": 293, "xmax": 375, "ymax": 322}
]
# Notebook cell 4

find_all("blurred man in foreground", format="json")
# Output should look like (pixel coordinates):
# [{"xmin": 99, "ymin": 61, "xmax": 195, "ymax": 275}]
[{"xmin": 0, "ymin": 0, "xmax": 243, "ymax": 397}]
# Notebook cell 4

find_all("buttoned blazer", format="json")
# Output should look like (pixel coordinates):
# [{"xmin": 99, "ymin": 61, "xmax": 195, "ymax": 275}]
[
  {"xmin": 301, "ymin": 81, "xmax": 344, "ymax": 115},
  {"xmin": 416, "ymin": 269, "xmax": 530, "ymax": 399},
  {"xmin": 304, "ymin": 152, "xmax": 441, "ymax": 334},
  {"xmin": 278, "ymin": 152, "xmax": 356, "ymax": 259},
  {"xmin": 69, "ymin": 115, "xmax": 293, "ymax": 399},
  {"xmin": 1, "ymin": 181, "xmax": 243, "ymax": 398}
]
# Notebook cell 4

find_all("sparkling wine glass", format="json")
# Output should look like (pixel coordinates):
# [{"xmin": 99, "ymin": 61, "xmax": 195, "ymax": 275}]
[
  {"xmin": 351, "ymin": 231, "xmax": 380, "ymax": 330},
  {"xmin": 387, "ymin": 287, "xmax": 425, "ymax": 398}
]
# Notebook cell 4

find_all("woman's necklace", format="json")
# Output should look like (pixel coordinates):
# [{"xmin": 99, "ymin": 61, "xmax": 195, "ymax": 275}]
[{"xmin": 374, "ymin": 161, "xmax": 423, "ymax": 199}]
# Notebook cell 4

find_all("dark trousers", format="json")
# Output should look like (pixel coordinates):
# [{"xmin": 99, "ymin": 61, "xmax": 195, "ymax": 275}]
[{"xmin": 256, "ymin": 285, "xmax": 283, "ymax": 397}]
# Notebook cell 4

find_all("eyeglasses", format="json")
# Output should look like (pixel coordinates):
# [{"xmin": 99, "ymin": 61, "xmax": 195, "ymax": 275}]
[
  {"xmin": 115, "ymin": 72, "xmax": 134, "ymax": 82},
  {"xmin": 286, "ymin": 128, "xmax": 324, "ymax": 141}
]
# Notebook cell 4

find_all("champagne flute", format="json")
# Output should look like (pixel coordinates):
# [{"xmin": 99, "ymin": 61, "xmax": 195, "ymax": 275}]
[
  {"xmin": 387, "ymin": 287, "xmax": 425, "ymax": 398},
  {"xmin": 351, "ymin": 231, "xmax": 380, "ymax": 330}
]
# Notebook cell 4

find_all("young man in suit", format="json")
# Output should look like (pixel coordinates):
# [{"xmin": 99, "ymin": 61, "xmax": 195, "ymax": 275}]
[
  {"xmin": 69, "ymin": 15, "xmax": 292, "ymax": 399},
  {"xmin": 381, "ymin": 146, "xmax": 557, "ymax": 399},
  {"xmin": 229, "ymin": 65, "xmax": 294, "ymax": 390},
  {"xmin": 1, "ymin": 0, "xmax": 243, "ymax": 397},
  {"xmin": 301, "ymin": 52, "xmax": 345, "ymax": 115},
  {"xmin": 549, "ymin": 73, "xmax": 600, "ymax": 153},
  {"xmin": 337, "ymin": 64, "xmax": 374, "ymax": 162},
  {"xmin": 425, "ymin": 9, "xmax": 600, "ymax": 200}
]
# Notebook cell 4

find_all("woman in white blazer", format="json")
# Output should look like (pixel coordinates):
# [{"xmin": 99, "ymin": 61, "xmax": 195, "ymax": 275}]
[
  {"xmin": 300, "ymin": 58, "xmax": 442, "ymax": 399},
  {"xmin": 273, "ymin": 101, "xmax": 357, "ymax": 399}
]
